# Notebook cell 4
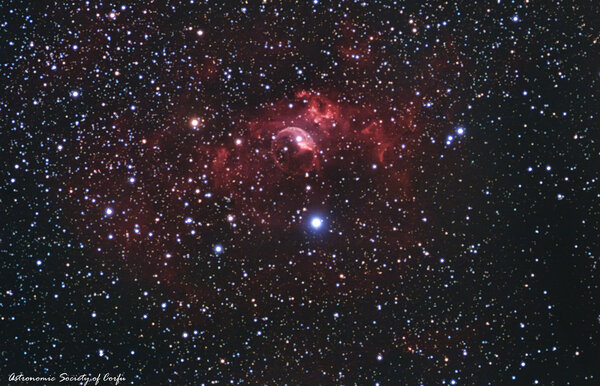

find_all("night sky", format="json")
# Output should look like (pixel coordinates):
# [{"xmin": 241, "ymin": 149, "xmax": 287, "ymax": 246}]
[{"xmin": 2, "ymin": 1, "xmax": 599, "ymax": 384}]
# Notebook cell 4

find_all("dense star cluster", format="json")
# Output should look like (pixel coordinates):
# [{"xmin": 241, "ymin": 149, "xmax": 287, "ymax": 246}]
[{"xmin": 1, "ymin": 1, "xmax": 598, "ymax": 384}]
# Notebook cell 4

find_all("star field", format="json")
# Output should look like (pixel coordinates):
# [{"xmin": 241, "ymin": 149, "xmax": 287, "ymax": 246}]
[{"xmin": 1, "ymin": 1, "xmax": 599, "ymax": 384}]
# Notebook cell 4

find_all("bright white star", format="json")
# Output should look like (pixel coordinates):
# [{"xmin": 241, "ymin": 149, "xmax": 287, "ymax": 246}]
[{"xmin": 311, "ymin": 217, "xmax": 323, "ymax": 229}]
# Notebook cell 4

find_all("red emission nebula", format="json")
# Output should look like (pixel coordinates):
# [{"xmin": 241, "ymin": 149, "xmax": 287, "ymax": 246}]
[
  {"xmin": 65, "ymin": 82, "xmax": 447, "ymax": 306},
  {"xmin": 205, "ymin": 90, "xmax": 419, "ymax": 230}
]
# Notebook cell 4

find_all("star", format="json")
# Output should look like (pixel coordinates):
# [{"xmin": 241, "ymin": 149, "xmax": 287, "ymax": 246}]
[{"xmin": 310, "ymin": 217, "xmax": 323, "ymax": 229}]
